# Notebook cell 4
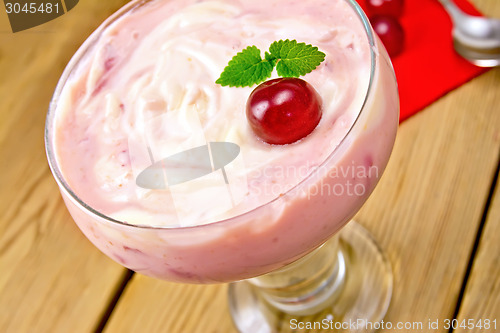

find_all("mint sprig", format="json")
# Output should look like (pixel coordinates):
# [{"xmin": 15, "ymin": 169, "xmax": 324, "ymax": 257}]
[{"xmin": 216, "ymin": 39, "xmax": 326, "ymax": 87}]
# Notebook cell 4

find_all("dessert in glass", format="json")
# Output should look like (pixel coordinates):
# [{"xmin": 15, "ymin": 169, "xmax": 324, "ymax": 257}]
[{"xmin": 45, "ymin": 0, "xmax": 399, "ymax": 331}]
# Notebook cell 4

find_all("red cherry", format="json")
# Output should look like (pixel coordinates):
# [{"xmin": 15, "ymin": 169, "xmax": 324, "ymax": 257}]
[
  {"xmin": 246, "ymin": 78, "xmax": 322, "ymax": 145},
  {"xmin": 371, "ymin": 15, "xmax": 405, "ymax": 57},
  {"xmin": 366, "ymin": 0, "xmax": 404, "ymax": 18}
]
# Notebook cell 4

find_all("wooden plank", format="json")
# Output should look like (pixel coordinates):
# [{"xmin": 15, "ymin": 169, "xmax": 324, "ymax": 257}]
[
  {"xmin": 106, "ymin": 275, "xmax": 233, "ymax": 333},
  {"xmin": 0, "ymin": 1, "xmax": 130, "ymax": 332},
  {"xmin": 455, "ymin": 170, "xmax": 500, "ymax": 333}
]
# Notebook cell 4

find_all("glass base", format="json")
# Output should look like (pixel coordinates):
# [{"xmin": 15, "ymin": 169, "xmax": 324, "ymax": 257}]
[{"xmin": 228, "ymin": 221, "xmax": 393, "ymax": 333}]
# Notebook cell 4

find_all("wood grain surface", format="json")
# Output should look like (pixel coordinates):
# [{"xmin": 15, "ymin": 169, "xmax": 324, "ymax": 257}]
[
  {"xmin": 0, "ymin": 1, "xmax": 130, "ymax": 332},
  {"xmin": 1, "ymin": 1, "xmax": 499, "ymax": 333},
  {"xmin": 455, "ymin": 167, "xmax": 500, "ymax": 333}
]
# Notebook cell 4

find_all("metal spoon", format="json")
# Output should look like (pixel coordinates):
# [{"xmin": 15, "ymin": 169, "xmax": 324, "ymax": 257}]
[{"xmin": 439, "ymin": 0, "xmax": 500, "ymax": 67}]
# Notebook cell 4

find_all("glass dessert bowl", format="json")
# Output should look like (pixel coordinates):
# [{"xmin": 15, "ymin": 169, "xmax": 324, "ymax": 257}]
[{"xmin": 45, "ymin": 0, "xmax": 399, "ymax": 331}]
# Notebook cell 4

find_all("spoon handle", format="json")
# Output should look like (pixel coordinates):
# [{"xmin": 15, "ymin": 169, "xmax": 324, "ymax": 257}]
[{"xmin": 438, "ymin": 0, "xmax": 466, "ymax": 22}]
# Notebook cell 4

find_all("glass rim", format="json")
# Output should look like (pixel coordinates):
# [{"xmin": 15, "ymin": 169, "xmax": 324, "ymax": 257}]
[{"xmin": 44, "ymin": 0, "xmax": 378, "ymax": 231}]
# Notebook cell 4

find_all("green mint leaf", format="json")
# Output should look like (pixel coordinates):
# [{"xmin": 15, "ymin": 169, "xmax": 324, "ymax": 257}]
[
  {"xmin": 215, "ymin": 46, "xmax": 273, "ymax": 87},
  {"xmin": 215, "ymin": 40, "xmax": 326, "ymax": 87},
  {"xmin": 269, "ymin": 39, "xmax": 326, "ymax": 78}
]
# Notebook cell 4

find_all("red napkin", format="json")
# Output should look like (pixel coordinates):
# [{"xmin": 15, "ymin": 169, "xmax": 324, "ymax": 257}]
[{"xmin": 357, "ymin": 0, "xmax": 489, "ymax": 122}]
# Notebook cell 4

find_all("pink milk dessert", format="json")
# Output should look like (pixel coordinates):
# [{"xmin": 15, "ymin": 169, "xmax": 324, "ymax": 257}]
[{"xmin": 45, "ymin": 0, "xmax": 398, "ymax": 283}]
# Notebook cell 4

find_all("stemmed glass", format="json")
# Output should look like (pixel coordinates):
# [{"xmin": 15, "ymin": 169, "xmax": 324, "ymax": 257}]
[{"xmin": 45, "ymin": 0, "xmax": 399, "ymax": 332}]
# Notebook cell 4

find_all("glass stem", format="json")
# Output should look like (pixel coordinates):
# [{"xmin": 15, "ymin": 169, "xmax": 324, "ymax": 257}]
[{"xmin": 247, "ymin": 236, "xmax": 346, "ymax": 316}]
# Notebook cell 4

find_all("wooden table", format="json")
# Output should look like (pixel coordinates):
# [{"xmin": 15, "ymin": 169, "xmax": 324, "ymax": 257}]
[{"xmin": 1, "ymin": 1, "xmax": 499, "ymax": 332}]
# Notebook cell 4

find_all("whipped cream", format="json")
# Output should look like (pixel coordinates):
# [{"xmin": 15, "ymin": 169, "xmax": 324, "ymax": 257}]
[{"xmin": 54, "ymin": 0, "xmax": 371, "ymax": 227}]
